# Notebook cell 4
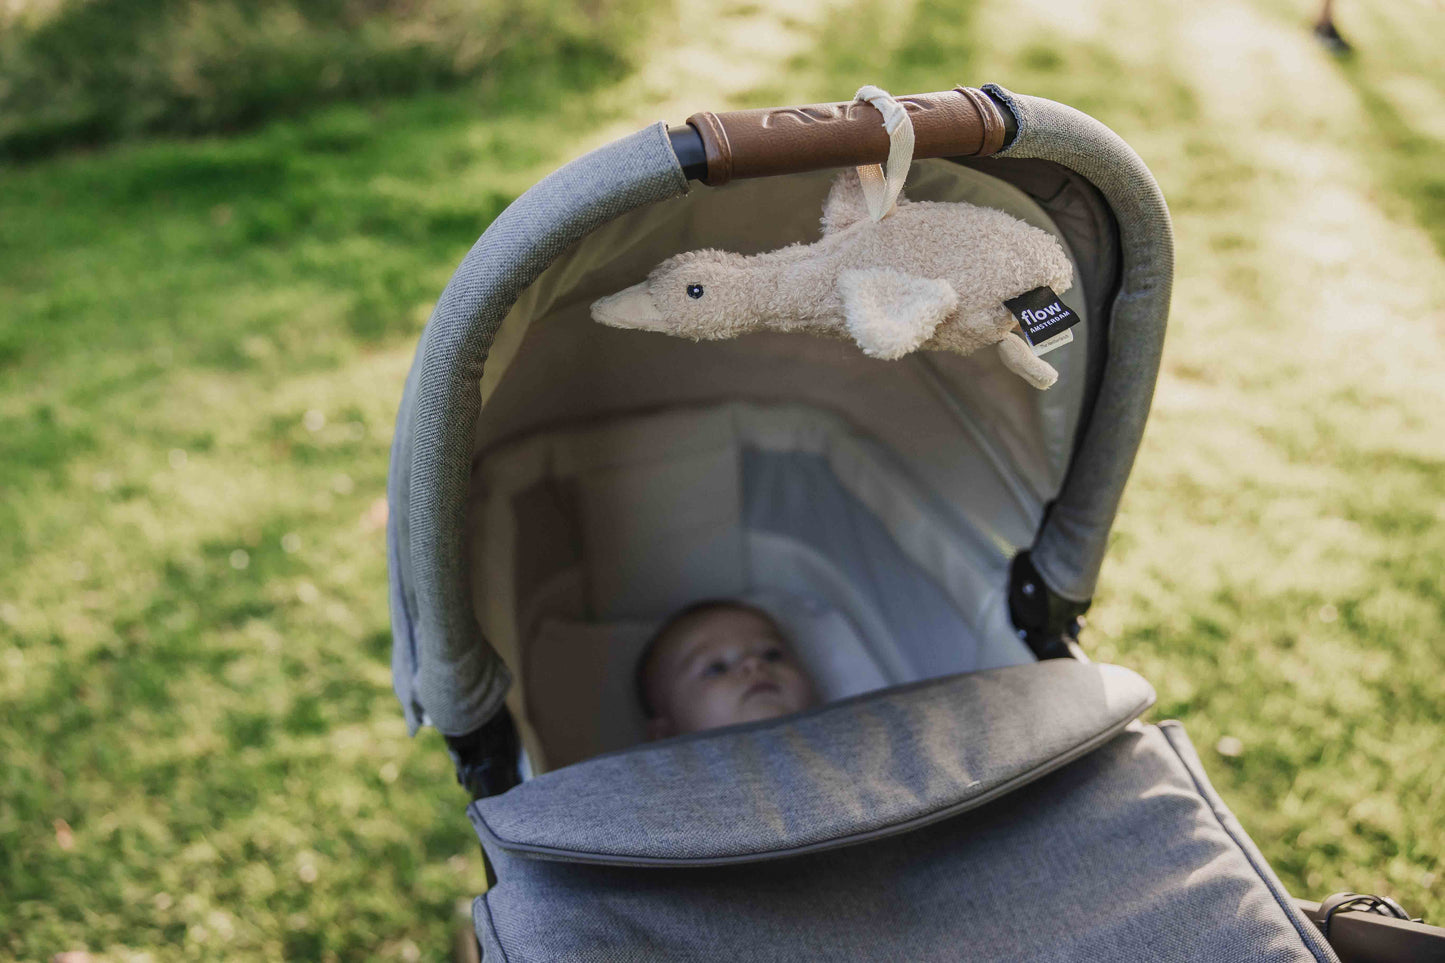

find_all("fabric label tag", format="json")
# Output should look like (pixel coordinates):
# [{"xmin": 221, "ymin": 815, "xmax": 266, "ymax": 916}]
[{"xmin": 1004, "ymin": 286, "xmax": 1080, "ymax": 356}]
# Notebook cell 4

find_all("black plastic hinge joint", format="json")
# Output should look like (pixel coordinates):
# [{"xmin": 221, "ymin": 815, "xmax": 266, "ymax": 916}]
[
  {"xmin": 1317, "ymin": 892, "xmax": 1422, "ymax": 939},
  {"xmin": 1008, "ymin": 550, "xmax": 1091, "ymax": 660},
  {"xmin": 445, "ymin": 706, "xmax": 522, "ymax": 800}
]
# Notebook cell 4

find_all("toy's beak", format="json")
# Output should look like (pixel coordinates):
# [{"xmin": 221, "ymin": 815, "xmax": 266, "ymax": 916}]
[{"xmin": 590, "ymin": 283, "xmax": 664, "ymax": 331}]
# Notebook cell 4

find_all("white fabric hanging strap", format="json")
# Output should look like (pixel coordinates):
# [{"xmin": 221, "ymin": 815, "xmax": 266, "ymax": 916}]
[{"xmin": 853, "ymin": 85, "xmax": 915, "ymax": 221}]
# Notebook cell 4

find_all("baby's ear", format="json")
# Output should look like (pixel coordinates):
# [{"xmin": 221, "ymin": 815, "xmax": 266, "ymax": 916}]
[{"xmin": 646, "ymin": 716, "xmax": 676, "ymax": 741}]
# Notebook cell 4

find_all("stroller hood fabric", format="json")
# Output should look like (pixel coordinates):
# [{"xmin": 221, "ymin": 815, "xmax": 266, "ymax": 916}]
[
  {"xmin": 388, "ymin": 85, "xmax": 1172, "ymax": 739},
  {"xmin": 383, "ymin": 83, "xmax": 1349, "ymax": 963}
]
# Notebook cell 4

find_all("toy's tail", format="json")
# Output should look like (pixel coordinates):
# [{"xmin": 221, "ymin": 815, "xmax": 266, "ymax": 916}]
[{"xmin": 997, "ymin": 332, "xmax": 1058, "ymax": 390}]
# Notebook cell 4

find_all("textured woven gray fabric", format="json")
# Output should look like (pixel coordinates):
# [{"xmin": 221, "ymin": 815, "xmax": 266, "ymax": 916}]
[
  {"xmin": 388, "ymin": 123, "xmax": 689, "ymax": 735},
  {"xmin": 470, "ymin": 661, "xmax": 1154, "ymax": 863},
  {"xmin": 473, "ymin": 721, "xmax": 1336, "ymax": 963},
  {"xmin": 1161, "ymin": 722, "xmax": 1340, "ymax": 963},
  {"xmin": 984, "ymin": 85, "xmax": 1174, "ymax": 603},
  {"xmin": 391, "ymin": 93, "xmax": 1173, "ymax": 733}
]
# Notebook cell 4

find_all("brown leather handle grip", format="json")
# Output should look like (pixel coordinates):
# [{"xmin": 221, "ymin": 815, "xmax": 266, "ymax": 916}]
[{"xmin": 685, "ymin": 87, "xmax": 1009, "ymax": 187}]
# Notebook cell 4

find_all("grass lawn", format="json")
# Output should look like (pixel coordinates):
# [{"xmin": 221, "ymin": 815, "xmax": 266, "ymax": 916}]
[{"xmin": 2, "ymin": 0, "xmax": 1442, "ymax": 958}]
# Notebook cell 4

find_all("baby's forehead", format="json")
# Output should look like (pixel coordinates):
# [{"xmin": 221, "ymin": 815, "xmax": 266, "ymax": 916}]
[{"xmin": 653, "ymin": 606, "xmax": 785, "ymax": 664}]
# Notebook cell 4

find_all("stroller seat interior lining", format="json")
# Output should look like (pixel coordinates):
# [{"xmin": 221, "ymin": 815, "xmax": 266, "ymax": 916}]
[
  {"xmin": 524, "ymin": 588, "xmax": 891, "ymax": 770},
  {"xmin": 468, "ymin": 402, "xmax": 1035, "ymax": 771},
  {"xmin": 450, "ymin": 157, "xmax": 1117, "ymax": 766}
]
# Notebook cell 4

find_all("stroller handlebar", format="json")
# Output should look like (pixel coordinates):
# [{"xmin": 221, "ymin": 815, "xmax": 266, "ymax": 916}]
[{"xmin": 670, "ymin": 87, "xmax": 1016, "ymax": 186}]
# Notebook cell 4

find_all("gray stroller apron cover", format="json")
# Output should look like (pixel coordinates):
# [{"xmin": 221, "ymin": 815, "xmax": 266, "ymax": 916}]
[
  {"xmin": 387, "ymin": 85, "xmax": 1173, "ymax": 739},
  {"xmin": 467, "ymin": 664, "xmax": 1336, "ymax": 962},
  {"xmin": 468, "ymin": 661, "xmax": 1157, "ymax": 866}
]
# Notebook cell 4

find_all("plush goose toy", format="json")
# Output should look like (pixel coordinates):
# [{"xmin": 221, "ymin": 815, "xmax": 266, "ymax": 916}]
[{"xmin": 590, "ymin": 169, "xmax": 1074, "ymax": 389}]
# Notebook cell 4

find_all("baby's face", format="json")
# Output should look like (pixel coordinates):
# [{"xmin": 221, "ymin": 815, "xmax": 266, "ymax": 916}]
[{"xmin": 646, "ymin": 607, "xmax": 816, "ymax": 738}]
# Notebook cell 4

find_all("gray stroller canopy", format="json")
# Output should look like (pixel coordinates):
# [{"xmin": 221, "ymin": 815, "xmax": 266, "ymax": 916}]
[
  {"xmin": 385, "ymin": 86, "xmax": 1357, "ymax": 963},
  {"xmin": 388, "ymin": 85, "xmax": 1172, "ymax": 743}
]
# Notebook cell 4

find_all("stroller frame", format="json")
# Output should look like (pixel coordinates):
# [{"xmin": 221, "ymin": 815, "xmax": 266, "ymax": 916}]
[{"xmin": 386, "ymin": 86, "xmax": 1442, "ymax": 961}]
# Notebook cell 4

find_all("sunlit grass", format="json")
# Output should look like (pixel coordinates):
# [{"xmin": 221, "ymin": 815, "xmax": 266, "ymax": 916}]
[{"xmin": 0, "ymin": 49, "xmax": 650, "ymax": 963}]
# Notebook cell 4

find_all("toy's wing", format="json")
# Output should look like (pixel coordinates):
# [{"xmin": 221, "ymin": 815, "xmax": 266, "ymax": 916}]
[{"xmin": 838, "ymin": 269, "xmax": 957, "ymax": 360}]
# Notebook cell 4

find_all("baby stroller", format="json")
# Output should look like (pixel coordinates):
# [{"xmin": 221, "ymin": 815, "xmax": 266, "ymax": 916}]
[{"xmin": 386, "ymin": 86, "xmax": 1441, "ymax": 961}]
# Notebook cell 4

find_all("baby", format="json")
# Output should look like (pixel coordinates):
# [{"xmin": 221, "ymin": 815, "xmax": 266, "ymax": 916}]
[{"xmin": 635, "ymin": 600, "xmax": 818, "ymax": 739}]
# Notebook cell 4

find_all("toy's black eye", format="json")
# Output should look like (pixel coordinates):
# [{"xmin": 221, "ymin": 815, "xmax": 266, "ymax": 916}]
[{"xmin": 686, "ymin": 283, "xmax": 704, "ymax": 299}]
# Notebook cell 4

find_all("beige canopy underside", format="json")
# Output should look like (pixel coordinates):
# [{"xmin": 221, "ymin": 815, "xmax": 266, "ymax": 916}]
[{"xmin": 464, "ymin": 160, "xmax": 1092, "ymax": 771}]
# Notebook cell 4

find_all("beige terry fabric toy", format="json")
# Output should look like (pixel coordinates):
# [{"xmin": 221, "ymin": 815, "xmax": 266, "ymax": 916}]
[{"xmin": 591, "ymin": 169, "xmax": 1074, "ymax": 389}]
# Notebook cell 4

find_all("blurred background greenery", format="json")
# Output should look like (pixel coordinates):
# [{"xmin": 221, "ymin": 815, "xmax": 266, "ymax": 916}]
[
  {"xmin": 1, "ymin": 0, "xmax": 1441, "ymax": 959},
  {"xmin": 0, "ymin": 0, "xmax": 647, "ymax": 159}
]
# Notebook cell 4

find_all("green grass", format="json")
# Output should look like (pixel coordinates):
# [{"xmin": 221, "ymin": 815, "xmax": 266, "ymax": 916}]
[
  {"xmin": 2, "ymin": 0, "xmax": 1444, "ymax": 957},
  {"xmin": 0, "ymin": 35, "xmax": 652, "ymax": 963},
  {"xmin": 0, "ymin": 0, "xmax": 647, "ymax": 160}
]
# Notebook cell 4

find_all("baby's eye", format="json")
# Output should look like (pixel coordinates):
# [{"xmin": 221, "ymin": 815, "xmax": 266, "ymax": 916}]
[
  {"xmin": 701, "ymin": 659, "xmax": 728, "ymax": 678},
  {"xmin": 762, "ymin": 647, "xmax": 784, "ymax": 662},
  {"xmin": 686, "ymin": 283, "xmax": 704, "ymax": 299}
]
